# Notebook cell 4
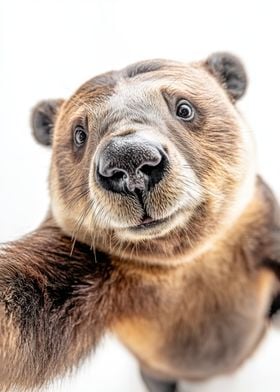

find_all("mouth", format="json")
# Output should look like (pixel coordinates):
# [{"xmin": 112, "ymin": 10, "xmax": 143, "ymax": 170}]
[
  {"xmin": 131, "ymin": 214, "xmax": 170, "ymax": 230},
  {"xmin": 116, "ymin": 206, "xmax": 190, "ymax": 241},
  {"xmin": 127, "ymin": 189, "xmax": 171, "ymax": 231}
]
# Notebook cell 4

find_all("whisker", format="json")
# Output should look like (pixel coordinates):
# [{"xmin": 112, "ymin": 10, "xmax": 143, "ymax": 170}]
[
  {"xmin": 65, "ymin": 189, "xmax": 90, "ymax": 209},
  {"xmin": 70, "ymin": 198, "xmax": 93, "ymax": 256}
]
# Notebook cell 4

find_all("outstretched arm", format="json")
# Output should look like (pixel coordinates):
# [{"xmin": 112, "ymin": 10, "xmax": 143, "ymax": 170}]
[{"xmin": 0, "ymin": 216, "xmax": 118, "ymax": 391}]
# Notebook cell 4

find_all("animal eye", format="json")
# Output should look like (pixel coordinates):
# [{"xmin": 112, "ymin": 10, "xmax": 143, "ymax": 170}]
[
  {"xmin": 74, "ymin": 126, "xmax": 87, "ymax": 147},
  {"xmin": 176, "ymin": 100, "xmax": 195, "ymax": 121}
]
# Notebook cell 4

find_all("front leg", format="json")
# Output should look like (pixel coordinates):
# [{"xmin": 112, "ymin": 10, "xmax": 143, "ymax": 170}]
[{"xmin": 0, "ymin": 216, "xmax": 121, "ymax": 391}]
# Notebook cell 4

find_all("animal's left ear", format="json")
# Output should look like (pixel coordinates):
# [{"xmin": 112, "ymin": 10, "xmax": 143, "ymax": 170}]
[
  {"xmin": 205, "ymin": 52, "xmax": 247, "ymax": 101},
  {"xmin": 31, "ymin": 99, "xmax": 64, "ymax": 146}
]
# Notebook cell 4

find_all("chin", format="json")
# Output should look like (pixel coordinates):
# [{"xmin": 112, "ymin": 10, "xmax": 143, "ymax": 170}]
[{"xmin": 116, "ymin": 208, "xmax": 189, "ymax": 242}]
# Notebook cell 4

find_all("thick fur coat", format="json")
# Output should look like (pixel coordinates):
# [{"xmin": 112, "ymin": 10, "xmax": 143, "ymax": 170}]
[{"xmin": 0, "ymin": 53, "xmax": 280, "ymax": 392}]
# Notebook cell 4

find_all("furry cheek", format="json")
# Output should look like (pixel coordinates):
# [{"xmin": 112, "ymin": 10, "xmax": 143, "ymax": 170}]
[{"xmin": 144, "ymin": 152, "xmax": 204, "ymax": 220}]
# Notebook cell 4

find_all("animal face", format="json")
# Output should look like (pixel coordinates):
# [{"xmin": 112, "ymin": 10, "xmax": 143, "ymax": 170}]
[{"xmin": 32, "ymin": 53, "xmax": 256, "ymax": 264}]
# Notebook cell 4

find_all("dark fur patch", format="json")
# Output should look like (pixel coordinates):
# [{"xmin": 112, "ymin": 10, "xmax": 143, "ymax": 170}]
[
  {"xmin": 141, "ymin": 368, "xmax": 177, "ymax": 392},
  {"xmin": 125, "ymin": 60, "xmax": 163, "ymax": 78},
  {"xmin": 206, "ymin": 52, "xmax": 247, "ymax": 100},
  {"xmin": 78, "ymin": 71, "xmax": 118, "ymax": 93},
  {"xmin": 31, "ymin": 99, "xmax": 64, "ymax": 146},
  {"xmin": 269, "ymin": 293, "xmax": 280, "ymax": 318},
  {"xmin": 0, "ymin": 220, "xmax": 118, "ymax": 389}
]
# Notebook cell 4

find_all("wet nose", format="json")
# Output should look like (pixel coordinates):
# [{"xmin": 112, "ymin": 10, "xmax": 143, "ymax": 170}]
[{"xmin": 96, "ymin": 134, "xmax": 168, "ymax": 193}]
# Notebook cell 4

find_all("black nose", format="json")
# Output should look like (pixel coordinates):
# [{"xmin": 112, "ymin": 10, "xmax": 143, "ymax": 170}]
[{"xmin": 96, "ymin": 134, "xmax": 168, "ymax": 193}]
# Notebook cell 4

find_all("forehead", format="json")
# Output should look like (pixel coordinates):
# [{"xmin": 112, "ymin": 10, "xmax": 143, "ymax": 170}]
[
  {"xmin": 78, "ymin": 59, "xmax": 210, "ymax": 96},
  {"xmin": 65, "ymin": 59, "xmax": 223, "ymax": 120}
]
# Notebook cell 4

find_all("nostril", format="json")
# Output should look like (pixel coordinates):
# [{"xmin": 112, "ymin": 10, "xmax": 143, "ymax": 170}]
[
  {"xmin": 99, "ymin": 168, "xmax": 126, "ymax": 181},
  {"xmin": 96, "ymin": 141, "xmax": 169, "ymax": 194},
  {"xmin": 97, "ymin": 167, "xmax": 128, "ymax": 193},
  {"xmin": 140, "ymin": 164, "xmax": 157, "ymax": 177},
  {"xmin": 110, "ymin": 171, "xmax": 126, "ymax": 181},
  {"xmin": 138, "ymin": 151, "xmax": 168, "ymax": 190}
]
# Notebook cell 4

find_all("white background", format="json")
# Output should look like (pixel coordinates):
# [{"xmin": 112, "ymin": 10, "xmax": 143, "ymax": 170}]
[{"xmin": 1, "ymin": 0, "xmax": 280, "ymax": 391}]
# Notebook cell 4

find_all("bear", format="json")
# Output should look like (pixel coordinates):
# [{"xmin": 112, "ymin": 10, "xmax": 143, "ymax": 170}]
[{"xmin": 0, "ymin": 52, "xmax": 280, "ymax": 392}]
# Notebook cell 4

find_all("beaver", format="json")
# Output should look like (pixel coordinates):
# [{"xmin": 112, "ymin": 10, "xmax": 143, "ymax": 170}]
[{"xmin": 0, "ymin": 52, "xmax": 279, "ymax": 392}]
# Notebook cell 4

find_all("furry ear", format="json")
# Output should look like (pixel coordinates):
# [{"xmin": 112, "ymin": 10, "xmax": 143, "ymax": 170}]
[
  {"xmin": 205, "ymin": 52, "xmax": 247, "ymax": 101},
  {"xmin": 31, "ymin": 99, "xmax": 64, "ymax": 146}
]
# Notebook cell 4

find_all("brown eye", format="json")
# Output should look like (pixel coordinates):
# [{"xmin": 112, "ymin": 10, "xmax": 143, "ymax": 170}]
[
  {"xmin": 176, "ymin": 100, "xmax": 195, "ymax": 121},
  {"xmin": 74, "ymin": 126, "xmax": 87, "ymax": 147}
]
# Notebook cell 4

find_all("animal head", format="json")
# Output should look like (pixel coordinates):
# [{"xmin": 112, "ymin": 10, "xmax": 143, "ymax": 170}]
[{"xmin": 31, "ymin": 53, "xmax": 255, "ymax": 265}]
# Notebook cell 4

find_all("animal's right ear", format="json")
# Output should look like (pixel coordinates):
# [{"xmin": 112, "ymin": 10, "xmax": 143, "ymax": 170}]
[{"xmin": 31, "ymin": 99, "xmax": 64, "ymax": 146}]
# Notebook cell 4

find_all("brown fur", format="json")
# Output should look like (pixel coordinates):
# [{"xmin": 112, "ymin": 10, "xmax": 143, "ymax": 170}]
[
  {"xmin": 1, "ymin": 54, "xmax": 280, "ymax": 390},
  {"xmin": 49, "ymin": 58, "xmax": 255, "ymax": 265}
]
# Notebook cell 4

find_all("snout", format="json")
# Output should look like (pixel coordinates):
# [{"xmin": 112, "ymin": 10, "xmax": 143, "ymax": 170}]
[{"xmin": 96, "ymin": 134, "xmax": 169, "ymax": 193}]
